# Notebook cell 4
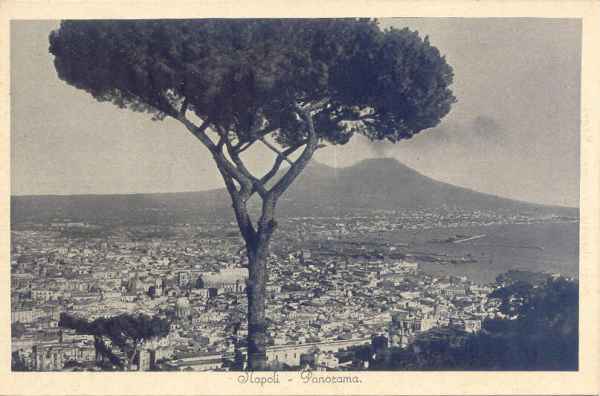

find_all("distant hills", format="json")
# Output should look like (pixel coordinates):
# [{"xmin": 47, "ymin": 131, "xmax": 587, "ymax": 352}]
[{"xmin": 11, "ymin": 158, "xmax": 578, "ymax": 225}]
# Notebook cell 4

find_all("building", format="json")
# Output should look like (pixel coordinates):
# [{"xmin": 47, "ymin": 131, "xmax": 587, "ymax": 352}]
[
  {"xmin": 199, "ymin": 268, "xmax": 248, "ymax": 294},
  {"xmin": 175, "ymin": 297, "xmax": 191, "ymax": 319},
  {"xmin": 444, "ymin": 286, "xmax": 467, "ymax": 299},
  {"xmin": 395, "ymin": 260, "xmax": 419, "ymax": 274},
  {"xmin": 138, "ymin": 346, "xmax": 173, "ymax": 371},
  {"xmin": 152, "ymin": 278, "xmax": 164, "ymax": 297},
  {"xmin": 31, "ymin": 343, "xmax": 95, "ymax": 371},
  {"xmin": 127, "ymin": 271, "xmax": 148, "ymax": 294},
  {"xmin": 178, "ymin": 272, "xmax": 190, "ymax": 288},
  {"xmin": 300, "ymin": 250, "xmax": 313, "ymax": 265},
  {"xmin": 164, "ymin": 352, "xmax": 224, "ymax": 371},
  {"xmin": 388, "ymin": 310, "xmax": 425, "ymax": 347},
  {"xmin": 11, "ymin": 308, "xmax": 43, "ymax": 324},
  {"xmin": 463, "ymin": 318, "xmax": 482, "ymax": 333},
  {"xmin": 265, "ymin": 338, "xmax": 371, "ymax": 367}
]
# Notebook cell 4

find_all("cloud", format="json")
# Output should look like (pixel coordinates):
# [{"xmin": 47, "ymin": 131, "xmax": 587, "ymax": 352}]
[{"xmin": 361, "ymin": 114, "xmax": 508, "ymax": 161}]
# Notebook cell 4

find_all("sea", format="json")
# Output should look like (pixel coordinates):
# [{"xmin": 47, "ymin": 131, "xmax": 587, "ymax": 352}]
[{"xmin": 388, "ymin": 221, "xmax": 579, "ymax": 284}]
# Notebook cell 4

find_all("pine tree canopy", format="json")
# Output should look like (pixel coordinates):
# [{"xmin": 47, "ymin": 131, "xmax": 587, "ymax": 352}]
[{"xmin": 49, "ymin": 19, "xmax": 456, "ymax": 148}]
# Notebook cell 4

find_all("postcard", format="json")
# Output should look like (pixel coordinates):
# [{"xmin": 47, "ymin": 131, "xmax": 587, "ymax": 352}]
[{"xmin": 0, "ymin": 1, "xmax": 598, "ymax": 395}]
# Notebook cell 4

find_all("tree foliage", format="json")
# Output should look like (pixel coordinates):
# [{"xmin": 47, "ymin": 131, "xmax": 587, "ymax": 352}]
[
  {"xmin": 60, "ymin": 312, "xmax": 170, "ymax": 342},
  {"xmin": 49, "ymin": 19, "xmax": 455, "ymax": 148},
  {"xmin": 366, "ymin": 277, "xmax": 578, "ymax": 371},
  {"xmin": 59, "ymin": 312, "xmax": 170, "ymax": 370}
]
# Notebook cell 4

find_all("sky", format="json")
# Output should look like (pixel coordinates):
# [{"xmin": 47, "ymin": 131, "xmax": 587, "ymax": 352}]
[{"xmin": 10, "ymin": 18, "xmax": 581, "ymax": 207}]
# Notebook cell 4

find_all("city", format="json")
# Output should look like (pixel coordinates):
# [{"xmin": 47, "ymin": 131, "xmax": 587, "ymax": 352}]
[{"xmin": 11, "ymin": 207, "xmax": 575, "ymax": 371}]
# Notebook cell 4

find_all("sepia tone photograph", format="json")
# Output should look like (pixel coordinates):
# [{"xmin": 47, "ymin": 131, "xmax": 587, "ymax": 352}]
[
  {"xmin": 9, "ymin": 16, "xmax": 581, "ymax": 372},
  {"xmin": 1, "ymin": 1, "xmax": 599, "ymax": 395}
]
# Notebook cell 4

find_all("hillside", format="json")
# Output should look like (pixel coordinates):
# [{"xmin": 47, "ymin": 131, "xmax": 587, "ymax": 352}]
[
  {"xmin": 11, "ymin": 158, "xmax": 578, "ymax": 224},
  {"xmin": 276, "ymin": 158, "xmax": 577, "ymax": 216}
]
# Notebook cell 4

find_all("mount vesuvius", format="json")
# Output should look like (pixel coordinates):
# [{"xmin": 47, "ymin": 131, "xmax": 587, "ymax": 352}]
[{"xmin": 11, "ymin": 158, "xmax": 578, "ymax": 224}]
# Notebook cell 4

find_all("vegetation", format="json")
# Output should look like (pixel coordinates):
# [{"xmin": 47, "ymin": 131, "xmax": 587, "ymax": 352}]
[
  {"xmin": 347, "ymin": 277, "xmax": 578, "ymax": 370},
  {"xmin": 49, "ymin": 19, "xmax": 456, "ymax": 369},
  {"xmin": 59, "ymin": 312, "xmax": 171, "ymax": 370},
  {"xmin": 495, "ymin": 269, "xmax": 553, "ymax": 286}
]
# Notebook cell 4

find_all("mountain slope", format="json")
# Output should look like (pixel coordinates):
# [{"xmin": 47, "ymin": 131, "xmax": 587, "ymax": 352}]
[
  {"xmin": 11, "ymin": 159, "xmax": 577, "ymax": 224},
  {"xmin": 276, "ymin": 158, "xmax": 576, "ymax": 216}
]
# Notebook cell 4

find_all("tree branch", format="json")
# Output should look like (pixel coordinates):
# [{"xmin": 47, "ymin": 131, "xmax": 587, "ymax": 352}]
[
  {"xmin": 215, "ymin": 162, "xmax": 257, "ymax": 245},
  {"xmin": 222, "ymin": 134, "xmax": 268, "ymax": 198},
  {"xmin": 233, "ymin": 125, "xmax": 279, "ymax": 154},
  {"xmin": 236, "ymin": 141, "xmax": 254, "ymax": 155},
  {"xmin": 175, "ymin": 115, "xmax": 217, "ymax": 152},
  {"xmin": 258, "ymin": 141, "xmax": 307, "ymax": 187},
  {"xmin": 174, "ymin": 114, "xmax": 253, "ymax": 192},
  {"xmin": 216, "ymin": 161, "xmax": 240, "ymax": 200},
  {"xmin": 179, "ymin": 97, "xmax": 189, "ymax": 116},
  {"xmin": 299, "ymin": 98, "xmax": 330, "ymax": 113},
  {"xmin": 267, "ymin": 108, "xmax": 319, "ymax": 200},
  {"xmin": 258, "ymin": 137, "xmax": 294, "ymax": 165}
]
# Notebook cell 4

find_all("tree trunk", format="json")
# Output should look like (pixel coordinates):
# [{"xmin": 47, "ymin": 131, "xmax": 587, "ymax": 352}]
[
  {"xmin": 215, "ymin": 109, "xmax": 316, "ymax": 370},
  {"xmin": 244, "ymin": 195, "xmax": 278, "ymax": 371},
  {"xmin": 127, "ymin": 340, "xmax": 143, "ymax": 371},
  {"xmin": 245, "ymin": 230, "xmax": 272, "ymax": 370},
  {"xmin": 94, "ymin": 336, "xmax": 102, "ymax": 363}
]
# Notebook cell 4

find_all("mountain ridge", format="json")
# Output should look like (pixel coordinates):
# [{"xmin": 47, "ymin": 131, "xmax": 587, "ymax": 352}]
[{"xmin": 11, "ymin": 159, "xmax": 578, "ymax": 224}]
